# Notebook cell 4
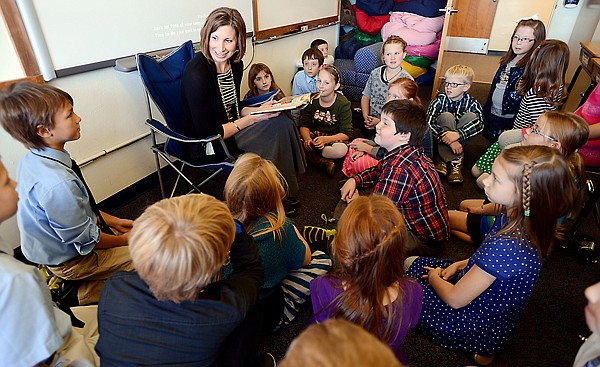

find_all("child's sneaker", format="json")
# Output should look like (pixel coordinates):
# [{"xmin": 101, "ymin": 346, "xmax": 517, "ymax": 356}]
[
  {"xmin": 302, "ymin": 214, "xmax": 337, "ymax": 244},
  {"xmin": 435, "ymin": 160, "xmax": 448, "ymax": 177},
  {"xmin": 448, "ymin": 158, "xmax": 464, "ymax": 183}
]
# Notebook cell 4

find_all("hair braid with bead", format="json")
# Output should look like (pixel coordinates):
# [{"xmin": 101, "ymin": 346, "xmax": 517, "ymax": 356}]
[
  {"xmin": 521, "ymin": 162, "xmax": 535, "ymax": 216},
  {"xmin": 496, "ymin": 146, "xmax": 578, "ymax": 258},
  {"xmin": 325, "ymin": 195, "xmax": 417, "ymax": 344}
]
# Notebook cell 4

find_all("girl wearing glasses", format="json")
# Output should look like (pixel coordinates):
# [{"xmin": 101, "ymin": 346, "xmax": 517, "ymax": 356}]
[
  {"xmin": 473, "ymin": 39, "xmax": 569, "ymax": 184},
  {"xmin": 451, "ymin": 111, "xmax": 589, "ymax": 245},
  {"xmin": 482, "ymin": 18, "xmax": 546, "ymax": 145}
]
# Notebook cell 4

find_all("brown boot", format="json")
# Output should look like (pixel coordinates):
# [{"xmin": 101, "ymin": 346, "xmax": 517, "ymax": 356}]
[{"xmin": 319, "ymin": 157, "xmax": 335, "ymax": 177}]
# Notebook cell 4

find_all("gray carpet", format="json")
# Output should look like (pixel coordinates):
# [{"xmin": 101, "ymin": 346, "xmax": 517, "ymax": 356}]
[{"xmin": 110, "ymin": 134, "xmax": 600, "ymax": 366}]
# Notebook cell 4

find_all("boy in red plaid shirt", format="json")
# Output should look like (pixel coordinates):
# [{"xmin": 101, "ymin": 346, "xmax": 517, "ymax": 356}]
[{"xmin": 340, "ymin": 100, "xmax": 449, "ymax": 255}]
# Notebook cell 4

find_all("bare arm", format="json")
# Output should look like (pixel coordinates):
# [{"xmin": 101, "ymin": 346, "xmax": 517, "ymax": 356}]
[
  {"xmin": 94, "ymin": 231, "xmax": 128, "ymax": 249},
  {"xmin": 589, "ymin": 122, "xmax": 600, "ymax": 139},
  {"xmin": 294, "ymin": 225, "xmax": 311, "ymax": 266},
  {"xmin": 425, "ymin": 263, "xmax": 496, "ymax": 309},
  {"xmin": 100, "ymin": 211, "xmax": 133, "ymax": 233}
]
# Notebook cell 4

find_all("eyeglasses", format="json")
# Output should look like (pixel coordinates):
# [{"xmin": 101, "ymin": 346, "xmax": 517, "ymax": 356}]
[
  {"xmin": 512, "ymin": 35, "xmax": 535, "ymax": 43},
  {"xmin": 444, "ymin": 82, "xmax": 465, "ymax": 88},
  {"xmin": 531, "ymin": 126, "xmax": 558, "ymax": 142}
]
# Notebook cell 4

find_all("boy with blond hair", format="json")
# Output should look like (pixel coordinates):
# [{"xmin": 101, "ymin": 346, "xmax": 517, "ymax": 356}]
[
  {"xmin": 0, "ymin": 82, "xmax": 133, "ymax": 305},
  {"xmin": 96, "ymin": 194, "xmax": 264, "ymax": 366},
  {"xmin": 427, "ymin": 64, "xmax": 483, "ymax": 183}
]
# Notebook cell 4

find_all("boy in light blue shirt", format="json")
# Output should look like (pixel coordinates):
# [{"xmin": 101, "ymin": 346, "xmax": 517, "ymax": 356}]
[
  {"xmin": 292, "ymin": 48, "xmax": 324, "ymax": 96},
  {"xmin": 0, "ymin": 82, "xmax": 134, "ymax": 305},
  {"xmin": 0, "ymin": 156, "xmax": 98, "ymax": 367}
]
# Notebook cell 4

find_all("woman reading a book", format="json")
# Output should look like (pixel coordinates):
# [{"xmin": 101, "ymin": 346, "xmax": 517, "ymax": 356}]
[{"xmin": 180, "ymin": 7, "xmax": 305, "ymax": 198}]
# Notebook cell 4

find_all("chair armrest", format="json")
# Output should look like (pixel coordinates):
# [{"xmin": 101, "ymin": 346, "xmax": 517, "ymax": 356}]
[
  {"xmin": 145, "ymin": 119, "xmax": 223, "ymax": 144},
  {"xmin": 354, "ymin": 42, "xmax": 383, "ymax": 74}
]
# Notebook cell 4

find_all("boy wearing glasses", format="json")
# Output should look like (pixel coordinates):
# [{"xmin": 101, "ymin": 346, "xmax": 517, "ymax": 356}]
[{"xmin": 427, "ymin": 64, "xmax": 483, "ymax": 183}]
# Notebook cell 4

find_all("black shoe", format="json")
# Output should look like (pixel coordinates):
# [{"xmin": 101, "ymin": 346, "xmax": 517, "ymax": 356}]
[
  {"xmin": 283, "ymin": 197, "xmax": 301, "ymax": 209},
  {"xmin": 286, "ymin": 208, "xmax": 299, "ymax": 218}
]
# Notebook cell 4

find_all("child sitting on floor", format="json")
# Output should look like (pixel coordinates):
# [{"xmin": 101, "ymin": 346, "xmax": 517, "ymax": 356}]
[
  {"xmin": 310, "ymin": 195, "xmax": 423, "ymax": 365},
  {"xmin": 406, "ymin": 145, "xmax": 578, "ymax": 365},
  {"xmin": 96, "ymin": 194, "xmax": 265, "ymax": 366},
  {"xmin": 224, "ymin": 153, "xmax": 332, "ymax": 330},
  {"xmin": 0, "ymin": 156, "xmax": 98, "ymax": 367},
  {"xmin": 0, "ymin": 82, "xmax": 133, "ymax": 305},
  {"xmin": 311, "ymin": 38, "xmax": 335, "ymax": 66},
  {"xmin": 340, "ymin": 99, "xmax": 449, "ymax": 255},
  {"xmin": 361, "ymin": 36, "xmax": 414, "ymax": 137},
  {"xmin": 427, "ymin": 64, "xmax": 483, "ymax": 183},
  {"xmin": 449, "ymin": 111, "xmax": 588, "ymax": 244},
  {"xmin": 244, "ymin": 63, "xmax": 286, "ymax": 101},
  {"xmin": 299, "ymin": 65, "xmax": 353, "ymax": 176}
]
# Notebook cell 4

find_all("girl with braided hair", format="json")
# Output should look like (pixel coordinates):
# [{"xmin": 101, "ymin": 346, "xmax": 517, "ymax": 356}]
[
  {"xmin": 406, "ymin": 145, "xmax": 578, "ymax": 365},
  {"xmin": 450, "ymin": 110, "xmax": 589, "ymax": 244},
  {"xmin": 310, "ymin": 195, "xmax": 423, "ymax": 365}
]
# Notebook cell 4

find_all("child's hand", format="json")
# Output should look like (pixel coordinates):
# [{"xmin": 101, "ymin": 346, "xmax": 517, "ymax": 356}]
[
  {"xmin": 441, "ymin": 263, "xmax": 462, "ymax": 280},
  {"xmin": 313, "ymin": 135, "xmax": 329, "ymax": 150},
  {"xmin": 303, "ymin": 138, "xmax": 313, "ymax": 151},
  {"xmin": 441, "ymin": 131, "xmax": 460, "ymax": 145},
  {"xmin": 364, "ymin": 116, "xmax": 379, "ymax": 130},
  {"xmin": 350, "ymin": 150, "xmax": 365, "ymax": 161},
  {"xmin": 449, "ymin": 141, "xmax": 463, "ymax": 155},
  {"xmin": 422, "ymin": 266, "xmax": 443, "ymax": 280},
  {"xmin": 350, "ymin": 140, "xmax": 371, "ymax": 153},
  {"xmin": 113, "ymin": 218, "xmax": 134, "ymax": 234},
  {"xmin": 340, "ymin": 179, "xmax": 357, "ymax": 202},
  {"xmin": 346, "ymin": 189, "xmax": 359, "ymax": 203}
]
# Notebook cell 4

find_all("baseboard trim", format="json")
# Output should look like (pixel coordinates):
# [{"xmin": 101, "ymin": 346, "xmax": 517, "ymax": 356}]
[{"xmin": 98, "ymin": 166, "xmax": 175, "ymax": 212}]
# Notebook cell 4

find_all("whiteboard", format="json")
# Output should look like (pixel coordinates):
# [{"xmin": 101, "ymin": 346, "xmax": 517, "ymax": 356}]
[
  {"xmin": 255, "ymin": 0, "xmax": 338, "ymax": 31},
  {"xmin": 16, "ymin": 0, "xmax": 253, "ymax": 80}
]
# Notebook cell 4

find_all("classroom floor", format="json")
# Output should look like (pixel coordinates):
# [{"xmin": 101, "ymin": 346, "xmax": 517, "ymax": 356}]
[{"xmin": 110, "ymin": 80, "xmax": 600, "ymax": 367}]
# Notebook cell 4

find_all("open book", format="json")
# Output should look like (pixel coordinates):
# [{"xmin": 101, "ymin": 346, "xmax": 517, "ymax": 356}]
[{"xmin": 250, "ymin": 92, "xmax": 320, "ymax": 114}]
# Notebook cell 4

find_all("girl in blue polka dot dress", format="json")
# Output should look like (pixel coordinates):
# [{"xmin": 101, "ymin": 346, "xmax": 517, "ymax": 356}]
[{"xmin": 405, "ymin": 145, "xmax": 578, "ymax": 365}]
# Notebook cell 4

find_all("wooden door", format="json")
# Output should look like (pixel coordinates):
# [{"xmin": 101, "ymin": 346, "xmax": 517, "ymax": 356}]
[{"xmin": 432, "ymin": 0, "xmax": 499, "ymax": 98}]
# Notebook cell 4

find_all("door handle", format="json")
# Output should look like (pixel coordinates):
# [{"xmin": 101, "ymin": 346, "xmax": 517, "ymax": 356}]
[{"xmin": 439, "ymin": 7, "xmax": 459, "ymax": 14}]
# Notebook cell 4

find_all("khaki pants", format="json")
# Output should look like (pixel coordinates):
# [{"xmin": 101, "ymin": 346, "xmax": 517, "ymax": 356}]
[
  {"xmin": 52, "ymin": 306, "xmax": 99, "ymax": 367},
  {"xmin": 48, "ymin": 247, "xmax": 134, "ymax": 305}
]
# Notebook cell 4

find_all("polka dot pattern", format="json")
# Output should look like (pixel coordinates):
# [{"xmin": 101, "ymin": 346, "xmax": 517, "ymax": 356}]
[
  {"xmin": 406, "ymin": 215, "xmax": 541, "ymax": 355},
  {"xmin": 475, "ymin": 141, "xmax": 503, "ymax": 174}
]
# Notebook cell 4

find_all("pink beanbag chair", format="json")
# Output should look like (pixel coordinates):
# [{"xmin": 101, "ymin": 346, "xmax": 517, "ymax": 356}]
[{"xmin": 381, "ymin": 12, "xmax": 444, "ymax": 46}]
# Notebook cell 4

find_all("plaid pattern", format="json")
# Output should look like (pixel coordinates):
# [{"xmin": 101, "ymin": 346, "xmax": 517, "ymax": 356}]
[
  {"xmin": 354, "ymin": 145, "xmax": 450, "ymax": 243},
  {"xmin": 427, "ymin": 92, "xmax": 484, "ymax": 142}
]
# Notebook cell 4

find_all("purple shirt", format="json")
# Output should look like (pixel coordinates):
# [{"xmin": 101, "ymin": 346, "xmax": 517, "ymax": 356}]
[{"xmin": 310, "ymin": 276, "xmax": 424, "ymax": 364}]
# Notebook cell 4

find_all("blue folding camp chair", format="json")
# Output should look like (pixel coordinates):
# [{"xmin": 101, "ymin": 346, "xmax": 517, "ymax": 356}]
[{"xmin": 137, "ymin": 40, "xmax": 235, "ymax": 198}]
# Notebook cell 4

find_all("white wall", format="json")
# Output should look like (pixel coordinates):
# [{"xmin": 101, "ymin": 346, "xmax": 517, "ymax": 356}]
[
  {"xmin": 548, "ymin": 0, "xmax": 600, "ymax": 80},
  {"xmin": 0, "ymin": 26, "xmax": 337, "ymax": 245}
]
